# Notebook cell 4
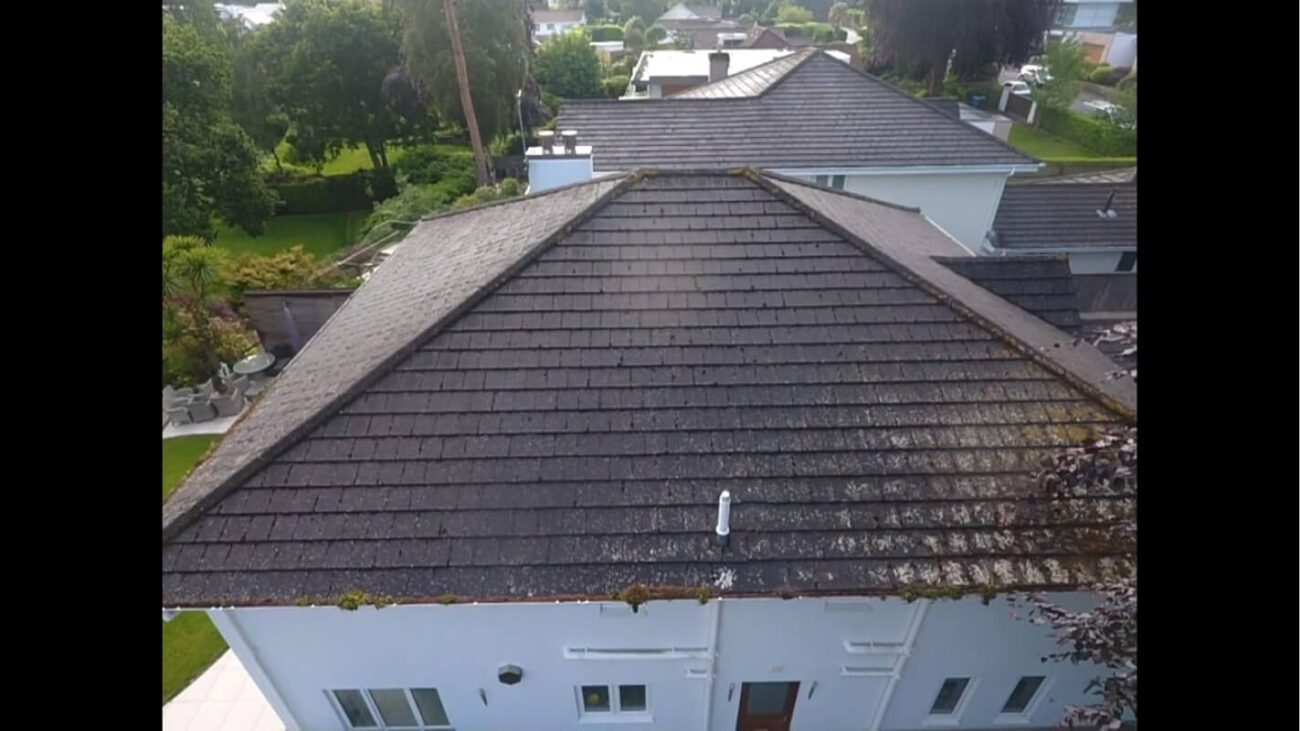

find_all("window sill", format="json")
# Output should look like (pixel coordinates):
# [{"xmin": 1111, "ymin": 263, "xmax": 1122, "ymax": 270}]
[
  {"xmin": 578, "ymin": 714, "xmax": 654, "ymax": 724},
  {"xmin": 921, "ymin": 716, "xmax": 962, "ymax": 727},
  {"xmin": 992, "ymin": 713, "xmax": 1034, "ymax": 726}
]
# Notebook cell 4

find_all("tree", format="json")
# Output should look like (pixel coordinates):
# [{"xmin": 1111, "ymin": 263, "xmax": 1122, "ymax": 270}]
[
  {"xmin": 586, "ymin": 0, "xmax": 607, "ymax": 19},
  {"xmin": 620, "ymin": 0, "xmax": 667, "ymax": 24},
  {"xmin": 394, "ymin": 0, "xmax": 542, "ymax": 145},
  {"xmin": 535, "ymin": 30, "xmax": 605, "ymax": 99},
  {"xmin": 828, "ymin": 1, "xmax": 851, "ymax": 27},
  {"xmin": 255, "ymin": 0, "xmax": 433, "ymax": 171},
  {"xmin": 163, "ymin": 236, "xmax": 240, "ymax": 391},
  {"xmin": 777, "ymin": 2, "xmax": 814, "ymax": 23},
  {"xmin": 1034, "ymin": 37, "xmax": 1087, "ymax": 112},
  {"xmin": 623, "ymin": 15, "xmax": 646, "ymax": 33},
  {"xmin": 624, "ymin": 26, "xmax": 647, "ymax": 52},
  {"xmin": 228, "ymin": 27, "xmax": 291, "ymax": 175},
  {"xmin": 1008, "ymin": 321, "xmax": 1137, "ymax": 729},
  {"xmin": 163, "ymin": 16, "xmax": 276, "ymax": 238},
  {"xmin": 442, "ymin": 0, "xmax": 490, "ymax": 186},
  {"xmin": 865, "ymin": 0, "xmax": 1059, "ymax": 96},
  {"xmin": 645, "ymin": 23, "xmax": 669, "ymax": 45}
]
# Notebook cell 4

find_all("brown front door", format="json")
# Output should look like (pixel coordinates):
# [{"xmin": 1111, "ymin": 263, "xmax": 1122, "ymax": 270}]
[{"xmin": 736, "ymin": 681, "xmax": 800, "ymax": 731}]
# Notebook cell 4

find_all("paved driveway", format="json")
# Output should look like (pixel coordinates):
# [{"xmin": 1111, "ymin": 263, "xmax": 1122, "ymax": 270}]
[{"xmin": 163, "ymin": 650, "xmax": 285, "ymax": 731}]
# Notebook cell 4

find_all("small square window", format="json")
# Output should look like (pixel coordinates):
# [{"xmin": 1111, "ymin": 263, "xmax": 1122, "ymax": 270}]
[
  {"xmin": 333, "ymin": 690, "xmax": 377, "ymax": 728},
  {"xmin": 831, "ymin": 175, "xmax": 846, "ymax": 190},
  {"xmin": 815, "ymin": 175, "xmax": 830, "ymax": 186},
  {"xmin": 1001, "ymin": 676, "xmax": 1045, "ymax": 714},
  {"xmin": 619, "ymin": 684, "xmax": 647, "ymax": 712},
  {"xmin": 929, "ymin": 677, "xmax": 970, "ymax": 715},
  {"xmin": 581, "ymin": 685, "xmax": 611, "ymax": 712}
]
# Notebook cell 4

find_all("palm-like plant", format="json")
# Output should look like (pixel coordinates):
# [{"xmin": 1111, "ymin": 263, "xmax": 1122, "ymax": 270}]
[{"xmin": 163, "ymin": 236, "xmax": 232, "ymax": 392}]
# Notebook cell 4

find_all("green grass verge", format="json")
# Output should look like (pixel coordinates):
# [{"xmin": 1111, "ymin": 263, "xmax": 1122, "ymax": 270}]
[
  {"xmin": 213, "ymin": 210, "xmax": 369, "ymax": 258},
  {"xmin": 265, "ymin": 142, "xmax": 408, "ymax": 176},
  {"xmin": 1009, "ymin": 123, "xmax": 1103, "ymax": 159},
  {"xmin": 163, "ymin": 434, "xmax": 228, "ymax": 705},
  {"xmin": 163, "ymin": 435, "xmax": 219, "ymax": 501}
]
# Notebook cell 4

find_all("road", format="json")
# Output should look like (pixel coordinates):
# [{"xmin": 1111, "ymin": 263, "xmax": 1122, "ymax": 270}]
[{"xmin": 997, "ymin": 65, "xmax": 1112, "ymax": 116}]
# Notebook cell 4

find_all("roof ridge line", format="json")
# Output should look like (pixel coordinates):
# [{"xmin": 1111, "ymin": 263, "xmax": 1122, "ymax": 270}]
[
  {"xmin": 162, "ymin": 175, "xmax": 641, "ymax": 543},
  {"xmin": 417, "ymin": 174, "xmax": 628, "ymax": 223},
  {"xmin": 751, "ymin": 172, "xmax": 1135, "ymax": 420},
  {"xmin": 759, "ymin": 169, "xmax": 922, "ymax": 213},
  {"xmin": 747, "ymin": 47, "xmax": 821, "ymax": 99}
]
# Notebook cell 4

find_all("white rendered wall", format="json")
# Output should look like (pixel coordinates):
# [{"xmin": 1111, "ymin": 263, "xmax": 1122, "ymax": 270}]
[
  {"xmin": 528, "ymin": 155, "xmax": 595, "ymax": 193},
  {"xmin": 834, "ymin": 172, "xmax": 1009, "ymax": 249},
  {"xmin": 213, "ymin": 593, "xmax": 1109, "ymax": 731}
]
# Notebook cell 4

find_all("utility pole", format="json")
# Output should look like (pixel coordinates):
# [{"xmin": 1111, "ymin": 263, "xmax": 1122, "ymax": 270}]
[{"xmin": 443, "ymin": 0, "xmax": 490, "ymax": 186}]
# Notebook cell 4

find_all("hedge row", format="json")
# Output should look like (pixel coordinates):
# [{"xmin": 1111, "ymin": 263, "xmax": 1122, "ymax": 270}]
[
  {"xmin": 269, "ymin": 169, "xmax": 398, "ymax": 215},
  {"xmin": 1038, "ymin": 106, "xmax": 1136, "ymax": 157},
  {"xmin": 589, "ymin": 25, "xmax": 624, "ymax": 42}
]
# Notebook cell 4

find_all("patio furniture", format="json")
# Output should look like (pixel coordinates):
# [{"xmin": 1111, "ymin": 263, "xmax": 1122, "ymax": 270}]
[
  {"xmin": 244, "ymin": 379, "xmax": 269, "ymax": 398},
  {"xmin": 224, "ymin": 374, "xmax": 251, "ymax": 394},
  {"xmin": 186, "ymin": 400, "xmax": 217, "ymax": 423},
  {"xmin": 211, "ymin": 389, "xmax": 245, "ymax": 418},
  {"xmin": 233, "ymin": 351, "xmax": 276, "ymax": 378},
  {"xmin": 165, "ymin": 405, "xmax": 193, "ymax": 425},
  {"xmin": 194, "ymin": 380, "xmax": 216, "ymax": 400}
]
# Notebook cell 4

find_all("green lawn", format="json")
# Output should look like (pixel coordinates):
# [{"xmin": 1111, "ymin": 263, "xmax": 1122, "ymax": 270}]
[
  {"xmin": 265, "ymin": 142, "xmax": 408, "ymax": 176},
  {"xmin": 213, "ymin": 210, "xmax": 368, "ymax": 258},
  {"xmin": 1008, "ymin": 123, "xmax": 1100, "ymax": 159},
  {"xmin": 163, "ymin": 435, "xmax": 228, "ymax": 704}
]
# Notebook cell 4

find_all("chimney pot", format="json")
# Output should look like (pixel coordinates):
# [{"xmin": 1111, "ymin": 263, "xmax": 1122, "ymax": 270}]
[
  {"xmin": 708, "ymin": 51, "xmax": 730, "ymax": 83},
  {"xmin": 537, "ymin": 130, "xmax": 555, "ymax": 154},
  {"xmin": 560, "ymin": 129, "xmax": 578, "ymax": 155}
]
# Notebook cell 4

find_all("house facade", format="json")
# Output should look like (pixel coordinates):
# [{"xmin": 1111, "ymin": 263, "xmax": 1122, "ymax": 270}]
[
  {"xmin": 558, "ymin": 50, "xmax": 1041, "ymax": 248},
  {"xmin": 984, "ymin": 176, "xmax": 1137, "ymax": 274},
  {"xmin": 163, "ymin": 171, "xmax": 1135, "ymax": 731},
  {"xmin": 533, "ymin": 8, "xmax": 585, "ymax": 44},
  {"xmin": 1050, "ymin": 0, "xmax": 1137, "ymax": 68}
]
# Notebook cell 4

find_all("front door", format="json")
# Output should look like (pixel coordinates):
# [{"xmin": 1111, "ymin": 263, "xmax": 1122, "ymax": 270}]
[{"xmin": 736, "ymin": 681, "xmax": 800, "ymax": 731}]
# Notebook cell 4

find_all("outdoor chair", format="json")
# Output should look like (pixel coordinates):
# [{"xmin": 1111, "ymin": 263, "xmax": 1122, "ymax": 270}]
[
  {"xmin": 165, "ymin": 405, "xmax": 193, "ymax": 425},
  {"xmin": 224, "ymin": 374, "xmax": 251, "ymax": 395},
  {"xmin": 244, "ymin": 379, "xmax": 268, "ymax": 398},
  {"xmin": 211, "ymin": 389, "xmax": 245, "ymax": 418},
  {"xmin": 194, "ymin": 380, "xmax": 216, "ymax": 400},
  {"xmin": 187, "ymin": 400, "xmax": 217, "ymax": 423}
]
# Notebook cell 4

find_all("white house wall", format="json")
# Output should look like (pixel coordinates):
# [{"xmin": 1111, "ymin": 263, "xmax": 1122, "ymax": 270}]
[
  {"xmin": 212, "ymin": 593, "xmax": 1107, "ymax": 731},
  {"xmin": 835, "ymin": 172, "xmax": 1009, "ymax": 250}
]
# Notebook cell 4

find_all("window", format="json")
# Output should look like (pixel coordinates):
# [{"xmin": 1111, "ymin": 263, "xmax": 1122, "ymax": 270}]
[
  {"xmin": 929, "ymin": 677, "xmax": 970, "ymax": 715},
  {"xmin": 814, "ymin": 175, "xmax": 830, "ymax": 187},
  {"xmin": 577, "ymin": 684, "xmax": 650, "ymax": 718},
  {"xmin": 1001, "ymin": 676, "xmax": 1045, "ymax": 714},
  {"xmin": 831, "ymin": 175, "xmax": 846, "ymax": 190},
  {"xmin": 330, "ymin": 688, "xmax": 453, "ymax": 730},
  {"xmin": 1116, "ymin": 252, "xmax": 1137, "ymax": 272}
]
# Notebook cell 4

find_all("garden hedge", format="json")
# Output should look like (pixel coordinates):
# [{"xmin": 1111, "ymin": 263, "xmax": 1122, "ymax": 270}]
[
  {"xmin": 1038, "ymin": 106, "xmax": 1137, "ymax": 157},
  {"xmin": 589, "ymin": 25, "xmax": 624, "ymax": 42},
  {"xmin": 270, "ymin": 169, "xmax": 397, "ymax": 215}
]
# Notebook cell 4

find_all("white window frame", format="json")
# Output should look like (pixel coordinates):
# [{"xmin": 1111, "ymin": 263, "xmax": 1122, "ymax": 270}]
[
  {"xmin": 327, "ymin": 688, "xmax": 454, "ymax": 731},
  {"xmin": 575, "ymin": 684, "xmax": 652, "ymax": 723},
  {"xmin": 922, "ymin": 676, "xmax": 978, "ymax": 727},
  {"xmin": 993, "ymin": 676, "xmax": 1053, "ymax": 726}
]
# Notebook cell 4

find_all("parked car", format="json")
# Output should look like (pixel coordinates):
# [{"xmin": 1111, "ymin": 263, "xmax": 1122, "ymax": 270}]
[
  {"xmin": 1002, "ymin": 80, "xmax": 1033, "ymax": 97},
  {"xmin": 1084, "ymin": 100, "xmax": 1135, "ymax": 129},
  {"xmin": 1018, "ymin": 64, "xmax": 1053, "ymax": 86}
]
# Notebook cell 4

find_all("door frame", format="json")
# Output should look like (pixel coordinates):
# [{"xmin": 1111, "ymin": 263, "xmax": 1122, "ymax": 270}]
[{"xmin": 735, "ymin": 681, "xmax": 801, "ymax": 731}]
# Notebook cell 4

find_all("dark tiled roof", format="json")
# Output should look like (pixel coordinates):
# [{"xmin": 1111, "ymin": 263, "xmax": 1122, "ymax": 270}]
[
  {"xmin": 1031, "ymin": 167, "xmax": 1136, "ymax": 185},
  {"xmin": 673, "ymin": 48, "xmax": 815, "ymax": 98},
  {"xmin": 925, "ymin": 97, "xmax": 961, "ymax": 120},
  {"xmin": 559, "ymin": 52, "xmax": 1038, "ymax": 171},
  {"xmin": 990, "ymin": 183, "xmax": 1137, "ymax": 250},
  {"xmin": 934, "ymin": 256, "xmax": 1082, "ymax": 334},
  {"xmin": 163, "ymin": 171, "xmax": 1134, "ymax": 608}
]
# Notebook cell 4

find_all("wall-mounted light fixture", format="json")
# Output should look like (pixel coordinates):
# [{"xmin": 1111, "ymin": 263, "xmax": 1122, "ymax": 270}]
[{"xmin": 498, "ymin": 664, "xmax": 523, "ymax": 685}]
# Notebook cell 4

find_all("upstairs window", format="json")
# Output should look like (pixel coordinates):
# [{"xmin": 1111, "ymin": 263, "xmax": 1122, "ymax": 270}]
[
  {"xmin": 578, "ymin": 684, "xmax": 650, "ymax": 719},
  {"xmin": 1000, "ymin": 676, "xmax": 1046, "ymax": 715},
  {"xmin": 928, "ymin": 677, "xmax": 971, "ymax": 715},
  {"xmin": 330, "ymin": 688, "xmax": 452, "ymax": 730}
]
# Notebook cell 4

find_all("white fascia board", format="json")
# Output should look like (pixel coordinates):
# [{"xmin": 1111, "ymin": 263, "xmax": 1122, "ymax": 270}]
[
  {"xmin": 988, "ymin": 244, "xmax": 1137, "ymax": 255},
  {"xmin": 769, "ymin": 163, "xmax": 1042, "ymax": 176}
]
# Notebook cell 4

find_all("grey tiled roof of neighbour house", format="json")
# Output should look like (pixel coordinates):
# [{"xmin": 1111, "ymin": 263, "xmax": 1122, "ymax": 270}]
[
  {"xmin": 990, "ymin": 183, "xmax": 1138, "ymax": 250},
  {"xmin": 558, "ymin": 51, "xmax": 1038, "ymax": 171},
  {"xmin": 672, "ymin": 49, "xmax": 815, "ymax": 99},
  {"xmin": 162, "ymin": 171, "xmax": 1136, "ymax": 608},
  {"xmin": 933, "ymin": 256, "xmax": 1082, "ymax": 334},
  {"xmin": 1029, "ymin": 167, "xmax": 1136, "ymax": 185}
]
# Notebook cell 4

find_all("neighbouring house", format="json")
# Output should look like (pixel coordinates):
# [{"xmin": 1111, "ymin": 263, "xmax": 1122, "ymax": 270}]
[
  {"xmin": 743, "ymin": 25, "xmax": 791, "ymax": 49},
  {"xmin": 623, "ymin": 48, "xmax": 797, "ymax": 98},
  {"xmin": 1050, "ymin": 0, "xmax": 1136, "ymax": 68},
  {"xmin": 163, "ymin": 170, "xmax": 1135, "ymax": 731},
  {"xmin": 558, "ymin": 49, "xmax": 1041, "ymax": 247},
  {"xmin": 214, "ymin": 1, "xmax": 282, "ymax": 28},
  {"xmin": 656, "ymin": 2, "xmax": 722, "ymax": 25},
  {"xmin": 984, "ymin": 177, "xmax": 1137, "ymax": 275},
  {"xmin": 590, "ymin": 40, "xmax": 626, "ymax": 62},
  {"xmin": 532, "ymin": 8, "xmax": 585, "ymax": 44}
]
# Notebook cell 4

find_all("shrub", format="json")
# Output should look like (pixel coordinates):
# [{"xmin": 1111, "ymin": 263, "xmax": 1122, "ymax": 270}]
[
  {"xmin": 163, "ymin": 312, "xmax": 259, "ymax": 387},
  {"xmin": 588, "ymin": 24, "xmax": 624, "ymax": 42},
  {"xmin": 1038, "ymin": 106, "xmax": 1137, "ymax": 156},
  {"xmin": 221, "ymin": 245, "xmax": 358, "ymax": 306},
  {"xmin": 363, "ymin": 182, "xmax": 453, "ymax": 235},
  {"xmin": 450, "ymin": 178, "xmax": 525, "ymax": 211},
  {"xmin": 776, "ymin": 2, "xmax": 813, "ymax": 23},
  {"xmin": 269, "ymin": 169, "xmax": 396, "ymax": 215},
  {"xmin": 392, "ymin": 145, "xmax": 477, "ymax": 187},
  {"xmin": 1088, "ymin": 64, "xmax": 1125, "ymax": 86},
  {"xmin": 603, "ymin": 74, "xmax": 630, "ymax": 99},
  {"xmin": 497, "ymin": 178, "xmax": 522, "ymax": 197},
  {"xmin": 491, "ymin": 132, "xmax": 525, "ymax": 157}
]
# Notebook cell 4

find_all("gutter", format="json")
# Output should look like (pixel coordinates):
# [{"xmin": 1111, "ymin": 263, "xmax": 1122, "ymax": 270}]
[
  {"xmin": 771, "ymin": 163, "xmax": 1043, "ymax": 177},
  {"xmin": 869, "ymin": 599, "xmax": 931, "ymax": 731}
]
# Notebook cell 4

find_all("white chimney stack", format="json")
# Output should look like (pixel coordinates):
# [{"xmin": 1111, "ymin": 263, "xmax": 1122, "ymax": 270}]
[
  {"xmin": 715, "ymin": 490, "xmax": 732, "ymax": 546},
  {"xmin": 708, "ymin": 51, "xmax": 730, "ymax": 83},
  {"xmin": 526, "ymin": 129, "xmax": 593, "ymax": 193}
]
